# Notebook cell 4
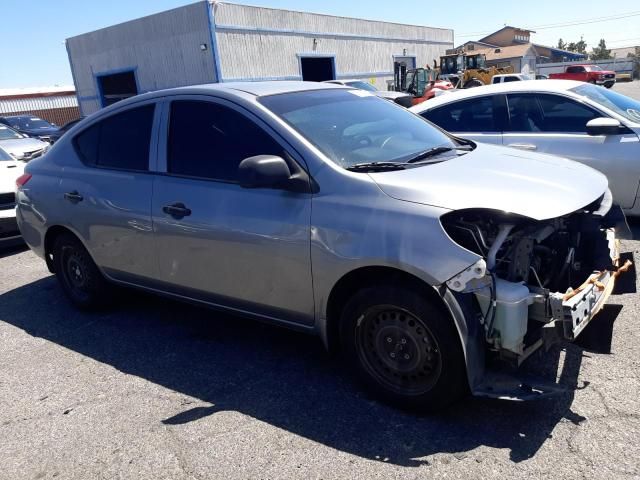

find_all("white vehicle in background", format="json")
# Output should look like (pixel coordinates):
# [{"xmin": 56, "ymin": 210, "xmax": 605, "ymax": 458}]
[
  {"xmin": 324, "ymin": 79, "xmax": 413, "ymax": 107},
  {"xmin": 0, "ymin": 146, "xmax": 25, "ymax": 245},
  {"xmin": 491, "ymin": 73, "xmax": 533, "ymax": 84},
  {"xmin": 0, "ymin": 124, "xmax": 49, "ymax": 161},
  {"xmin": 410, "ymin": 79, "xmax": 640, "ymax": 216}
]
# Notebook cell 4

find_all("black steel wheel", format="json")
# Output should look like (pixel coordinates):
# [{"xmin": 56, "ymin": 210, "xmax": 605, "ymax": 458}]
[
  {"xmin": 53, "ymin": 232, "xmax": 111, "ymax": 310},
  {"xmin": 356, "ymin": 306, "xmax": 442, "ymax": 396},
  {"xmin": 341, "ymin": 285, "xmax": 467, "ymax": 410}
]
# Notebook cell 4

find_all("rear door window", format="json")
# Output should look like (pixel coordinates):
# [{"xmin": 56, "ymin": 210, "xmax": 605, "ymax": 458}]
[
  {"xmin": 421, "ymin": 96, "xmax": 499, "ymax": 132},
  {"xmin": 74, "ymin": 105, "xmax": 154, "ymax": 171},
  {"xmin": 167, "ymin": 100, "xmax": 284, "ymax": 182}
]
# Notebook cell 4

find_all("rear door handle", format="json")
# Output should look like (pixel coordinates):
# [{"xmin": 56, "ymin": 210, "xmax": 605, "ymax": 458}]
[
  {"xmin": 507, "ymin": 143, "xmax": 537, "ymax": 151},
  {"xmin": 64, "ymin": 191, "xmax": 83, "ymax": 202},
  {"xmin": 162, "ymin": 202, "xmax": 192, "ymax": 219}
]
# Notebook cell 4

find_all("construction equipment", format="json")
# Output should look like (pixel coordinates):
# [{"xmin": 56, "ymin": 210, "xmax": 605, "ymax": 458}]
[
  {"xmin": 393, "ymin": 63, "xmax": 454, "ymax": 106},
  {"xmin": 439, "ymin": 52, "xmax": 514, "ymax": 88}
]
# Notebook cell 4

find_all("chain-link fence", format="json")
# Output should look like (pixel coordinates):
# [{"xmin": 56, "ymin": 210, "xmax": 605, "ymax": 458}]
[{"xmin": 0, "ymin": 94, "xmax": 81, "ymax": 126}]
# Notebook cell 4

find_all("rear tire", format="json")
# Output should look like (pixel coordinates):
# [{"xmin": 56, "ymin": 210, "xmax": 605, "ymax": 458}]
[
  {"xmin": 52, "ymin": 232, "xmax": 112, "ymax": 310},
  {"xmin": 340, "ymin": 285, "xmax": 468, "ymax": 411}
]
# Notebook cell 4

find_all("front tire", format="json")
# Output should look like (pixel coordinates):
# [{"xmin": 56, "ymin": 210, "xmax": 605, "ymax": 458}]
[
  {"xmin": 52, "ymin": 232, "xmax": 112, "ymax": 310},
  {"xmin": 340, "ymin": 285, "xmax": 467, "ymax": 410}
]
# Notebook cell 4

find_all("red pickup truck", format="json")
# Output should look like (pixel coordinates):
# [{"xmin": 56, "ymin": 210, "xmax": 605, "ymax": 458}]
[{"xmin": 549, "ymin": 65, "xmax": 616, "ymax": 88}]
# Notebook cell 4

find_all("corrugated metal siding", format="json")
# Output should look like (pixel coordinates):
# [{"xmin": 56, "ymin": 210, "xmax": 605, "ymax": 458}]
[
  {"xmin": 212, "ymin": 3, "xmax": 453, "ymax": 89},
  {"xmin": 214, "ymin": 3, "xmax": 452, "ymax": 43},
  {"xmin": 67, "ymin": 1, "xmax": 216, "ymax": 114}
]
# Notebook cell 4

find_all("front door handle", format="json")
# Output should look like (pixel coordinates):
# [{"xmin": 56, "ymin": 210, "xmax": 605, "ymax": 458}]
[
  {"xmin": 64, "ymin": 191, "xmax": 83, "ymax": 203},
  {"xmin": 162, "ymin": 202, "xmax": 192, "ymax": 219},
  {"xmin": 507, "ymin": 143, "xmax": 537, "ymax": 151}
]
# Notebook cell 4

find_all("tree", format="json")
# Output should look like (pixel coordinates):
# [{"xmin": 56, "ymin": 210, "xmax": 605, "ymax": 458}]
[
  {"xmin": 566, "ymin": 37, "xmax": 587, "ymax": 55},
  {"xmin": 629, "ymin": 47, "xmax": 640, "ymax": 79},
  {"xmin": 557, "ymin": 38, "xmax": 567, "ymax": 50},
  {"xmin": 590, "ymin": 38, "xmax": 611, "ymax": 60}
]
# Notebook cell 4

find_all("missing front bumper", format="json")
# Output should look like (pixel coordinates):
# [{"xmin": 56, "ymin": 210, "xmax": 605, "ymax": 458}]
[{"xmin": 549, "ymin": 230, "xmax": 630, "ymax": 341}]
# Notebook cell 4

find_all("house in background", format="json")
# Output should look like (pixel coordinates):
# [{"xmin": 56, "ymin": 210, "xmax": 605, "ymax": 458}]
[{"xmin": 452, "ymin": 26, "xmax": 586, "ymax": 74}]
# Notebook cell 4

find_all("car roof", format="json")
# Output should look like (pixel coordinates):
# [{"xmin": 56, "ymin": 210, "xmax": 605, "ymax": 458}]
[
  {"xmin": 103, "ymin": 81, "xmax": 349, "ymax": 112},
  {"xmin": 410, "ymin": 79, "xmax": 584, "ymax": 113},
  {"xmin": 149, "ymin": 81, "xmax": 345, "ymax": 99}
]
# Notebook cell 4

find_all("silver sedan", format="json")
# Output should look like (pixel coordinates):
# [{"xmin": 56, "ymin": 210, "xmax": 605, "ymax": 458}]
[
  {"xmin": 410, "ymin": 80, "xmax": 640, "ymax": 215},
  {"xmin": 16, "ymin": 82, "xmax": 625, "ymax": 410}
]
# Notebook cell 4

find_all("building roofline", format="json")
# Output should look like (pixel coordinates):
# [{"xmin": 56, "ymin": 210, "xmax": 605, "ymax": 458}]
[
  {"xmin": 532, "ymin": 43, "xmax": 588, "ymax": 57},
  {"xmin": 67, "ymin": 0, "xmax": 453, "ymax": 42},
  {"xmin": 213, "ymin": 1, "xmax": 453, "ymax": 33},
  {"xmin": 479, "ymin": 25, "xmax": 536, "ymax": 43}
]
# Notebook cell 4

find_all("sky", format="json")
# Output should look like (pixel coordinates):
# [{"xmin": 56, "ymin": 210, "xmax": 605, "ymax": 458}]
[{"xmin": 1, "ymin": 0, "xmax": 639, "ymax": 88}]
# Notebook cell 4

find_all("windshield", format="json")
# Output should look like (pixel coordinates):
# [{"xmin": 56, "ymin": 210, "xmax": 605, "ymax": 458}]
[
  {"xmin": 7, "ymin": 116, "xmax": 53, "ymax": 129},
  {"xmin": 0, "ymin": 125, "xmax": 23, "ymax": 140},
  {"xmin": 345, "ymin": 81, "xmax": 378, "ymax": 92},
  {"xmin": 572, "ymin": 84, "xmax": 640, "ymax": 124},
  {"xmin": 259, "ymin": 89, "xmax": 458, "ymax": 168},
  {"xmin": 0, "ymin": 147, "xmax": 13, "ymax": 161},
  {"xmin": 586, "ymin": 65, "xmax": 602, "ymax": 72}
]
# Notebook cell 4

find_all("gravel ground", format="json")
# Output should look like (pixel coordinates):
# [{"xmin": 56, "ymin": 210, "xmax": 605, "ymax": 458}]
[{"xmin": 0, "ymin": 81, "xmax": 639, "ymax": 480}]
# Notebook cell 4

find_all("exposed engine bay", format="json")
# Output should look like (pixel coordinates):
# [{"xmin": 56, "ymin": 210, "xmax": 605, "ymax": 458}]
[{"xmin": 441, "ymin": 191, "xmax": 631, "ymax": 365}]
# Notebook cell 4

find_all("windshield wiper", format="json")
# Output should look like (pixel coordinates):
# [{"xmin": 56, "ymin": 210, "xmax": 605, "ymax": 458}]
[
  {"xmin": 406, "ymin": 145, "xmax": 473, "ymax": 164},
  {"xmin": 346, "ymin": 161, "xmax": 408, "ymax": 172}
]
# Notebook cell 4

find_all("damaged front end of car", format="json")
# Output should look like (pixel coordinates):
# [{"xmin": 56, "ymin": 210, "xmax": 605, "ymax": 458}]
[{"xmin": 440, "ymin": 190, "xmax": 632, "ymax": 400}]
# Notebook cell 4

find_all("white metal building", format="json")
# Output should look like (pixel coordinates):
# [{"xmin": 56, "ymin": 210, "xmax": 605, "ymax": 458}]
[{"xmin": 66, "ymin": 1, "xmax": 453, "ymax": 114}]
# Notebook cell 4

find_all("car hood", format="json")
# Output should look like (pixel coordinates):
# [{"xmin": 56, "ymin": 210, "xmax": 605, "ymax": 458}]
[
  {"xmin": 375, "ymin": 91, "xmax": 412, "ymax": 100},
  {"xmin": 0, "ymin": 138, "xmax": 49, "ymax": 156},
  {"xmin": 22, "ymin": 127, "xmax": 60, "ymax": 136},
  {"xmin": 369, "ymin": 143, "xmax": 608, "ymax": 221}
]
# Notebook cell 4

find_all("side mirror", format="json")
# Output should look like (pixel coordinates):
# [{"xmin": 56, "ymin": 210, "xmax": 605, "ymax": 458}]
[
  {"xmin": 586, "ymin": 117, "xmax": 622, "ymax": 136},
  {"xmin": 238, "ymin": 155, "xmax": 311, "ymax": 193},
  {"xmin": 238, "ymin": 155, "xmax": 291, "ymax": 189}
]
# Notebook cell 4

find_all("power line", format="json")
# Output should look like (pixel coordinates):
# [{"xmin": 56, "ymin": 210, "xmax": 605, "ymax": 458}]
[
  {"xmin": 534, "ymin": 11, "xmax": 640, "ymax": 30},
  {"xmin": 457, "ymin": 10, "xmax": 640, "ymax": 38}
]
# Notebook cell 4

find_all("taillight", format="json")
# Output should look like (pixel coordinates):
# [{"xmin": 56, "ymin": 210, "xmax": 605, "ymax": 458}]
[{"xmin": 16, "ymin": 173, "xmax": 32, "ymax": 188}]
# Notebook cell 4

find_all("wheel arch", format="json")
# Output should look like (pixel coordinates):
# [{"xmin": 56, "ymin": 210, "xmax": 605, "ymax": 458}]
[
  {"xmin": 44, "ymin": 225, "xmax": 88, "ymax": 273},
  {"xmin": 323, "ymin": 265, "xmax": 483, "ymax": 389}
]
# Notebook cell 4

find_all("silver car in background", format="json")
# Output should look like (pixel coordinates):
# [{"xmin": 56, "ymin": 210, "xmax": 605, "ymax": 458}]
[
  {"xmin": 16, "ymin": 82, "xmax": 625, "ymax": 409},
  {"xmin": 410, "ymin": 80, "xmax": 640, "ymax": 216},
  {"xmin": 0, "ymin": 123, "xmax": 49, "ymax": 161},
  {"xmin": 325, "ymin": 79, "xmax": 413, "ymax": 107}
]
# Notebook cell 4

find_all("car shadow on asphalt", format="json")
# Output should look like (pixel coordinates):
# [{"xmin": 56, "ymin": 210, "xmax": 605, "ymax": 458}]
[
  {"xmin": 0, "ymin": 275, "xmax": 623, "ymax": 467},
  {"xmin": 0, "ymin": 243, "xmax": 28, "ymax": 259}
]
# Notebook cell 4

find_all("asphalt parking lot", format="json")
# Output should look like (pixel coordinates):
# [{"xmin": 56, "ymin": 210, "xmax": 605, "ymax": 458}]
[
  {"xmin": 1, "ymin": 81, "xmax": 640, "ymax": 480},
  {"xmin": 611, "ymin": 79, "xmax": 640, "ymax": 99}
]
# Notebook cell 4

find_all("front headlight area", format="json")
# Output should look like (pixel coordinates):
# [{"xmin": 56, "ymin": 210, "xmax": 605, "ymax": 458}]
[{"xmin": 440, "ymin": 205, "xmax": 619, "ymax": 363}]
